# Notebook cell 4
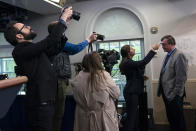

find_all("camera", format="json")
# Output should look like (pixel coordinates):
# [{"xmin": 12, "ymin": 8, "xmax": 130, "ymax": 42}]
[
  {"xmin": 97, "ymin": 34, "xmax": 105, "ymax": 41},
  {"xmin": 61, "ymin": 7, "xmax": 81, "ymax": 21},
  {"xmin": 93, "ymin": 32, "xmax": 105, "ymax": 41},
  {"xmin": 72, "ymin": 11, "xmax": 80, "ymax": 21},
  {"xmin": 0, "ymin": 74, "xmax": 8, "ymax": 80},
  {"xmin": 98, "ymin": 49, "xmax": 120, "ymax": 74}
]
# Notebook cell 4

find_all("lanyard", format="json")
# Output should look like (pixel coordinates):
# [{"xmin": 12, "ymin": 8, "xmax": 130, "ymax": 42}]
[{"xmin": 88, "ymin": 42, "xmax": 93, "ymax": 53}]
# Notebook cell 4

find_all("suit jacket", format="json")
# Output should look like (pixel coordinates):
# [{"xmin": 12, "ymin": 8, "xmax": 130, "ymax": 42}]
[
  {"xmin": 12, "ymin": 22, "xmax": 67, "ymax": 106},
  {"xmin": 123, "ymin": 50, "xmax": 156, "ymax": 96},
  {"xmin": 157, "ymin": 48, "xmax": 188, "ymax": 101}
]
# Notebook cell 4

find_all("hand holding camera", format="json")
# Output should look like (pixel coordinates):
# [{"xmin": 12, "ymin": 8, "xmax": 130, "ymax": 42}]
[
  {"xmin": 61, "ymin": 6, "xmax": 81, "ymax": 23},
  {"xmin": 60, "ymin": 6, "xmax": 73, "ymax": 24},
  {"xmin": 93, "ymin": 32, "xmax": 105, "ymax": 41},
  {"xmin": 87, "ymin": 32, "xmax": 105, "ymax": 43},
  {"xmin": 87, "ymin": 33, "xmax": 97, "ymax": 43},
  {"xmin": 87, "ymin": 32, "xmax": 105, "ymax": 53}
]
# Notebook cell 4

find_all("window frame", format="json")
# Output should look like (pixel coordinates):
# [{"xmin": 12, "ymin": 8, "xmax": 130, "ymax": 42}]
[
  {"xmin": 96, "ymin": 38, "xmax": 144, "ymax": 102},
  {"xmin": 0, "ymin": 57, "xmax": 16, "ymax": 78}
]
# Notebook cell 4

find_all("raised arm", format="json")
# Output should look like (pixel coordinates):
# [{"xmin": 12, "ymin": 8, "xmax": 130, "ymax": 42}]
[
  {"xmin": 125, "ymin": 50, "xmax": 156, "ymax": 68},
  {"xmin": 63, "ymin": 40, "xmax": 88, "ymax": 55},
  {"xmin": 13, "ymin": 7, "xmax": 73, "ymax": 59},
  {"xmin": 63, "ymin": 32, "xmax": 97, "ymax": 55},
  {"xmin": 124, "ymin": 43, "xmax": 159, "ymax": 68}
]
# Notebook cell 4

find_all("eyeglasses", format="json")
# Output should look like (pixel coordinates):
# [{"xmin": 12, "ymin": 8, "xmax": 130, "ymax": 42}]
[{"xmin": 17, "ymin": 24, "xmax": 26, "ymax": 34}]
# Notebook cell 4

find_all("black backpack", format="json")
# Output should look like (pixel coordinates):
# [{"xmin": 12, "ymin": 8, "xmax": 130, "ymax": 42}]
[{"xmin": 53, "ymin": 51, "xmax": 71, "ymax": 78}]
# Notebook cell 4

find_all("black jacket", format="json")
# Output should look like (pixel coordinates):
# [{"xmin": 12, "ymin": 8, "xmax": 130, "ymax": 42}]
[
  {"xmin": 12, "ymin": 22, "xmax": 67, "ymax": 105},
  {"xmin": 123, "ymin": 50, "xmax": 156, "ymax": 95}
]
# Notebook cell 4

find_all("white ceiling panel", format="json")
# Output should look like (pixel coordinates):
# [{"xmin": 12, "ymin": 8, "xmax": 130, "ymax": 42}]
[{"xmin": 0, "ymin": 0, "xmax": 62, "ymax": 15}]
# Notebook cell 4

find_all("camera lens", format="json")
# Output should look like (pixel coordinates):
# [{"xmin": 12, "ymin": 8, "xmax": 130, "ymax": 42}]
[
  {"xmin": 97, "ymin": 34, "xmax": 105, "ymax": 41},
  {"xmin": 72, "ymin": 11, "xmax": 80, "ymax": 21}
]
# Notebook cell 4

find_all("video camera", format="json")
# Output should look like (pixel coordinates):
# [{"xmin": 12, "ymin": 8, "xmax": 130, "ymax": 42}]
[
  {"xmin": 61, "ymin": 7, "xmax": 81, "ymax": 21},
  {"xmin": 98, "ymin": 49, "xmax": 120, "ymax": 74}
]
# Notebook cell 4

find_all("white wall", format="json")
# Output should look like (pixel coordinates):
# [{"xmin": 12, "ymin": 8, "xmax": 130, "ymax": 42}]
[
  {"xmin": 66, "ymin": 0, "xmax": 196, "ymax": 108},
  {"xmin": 1, "ymin": 0, "xmax": 196, "ymax": 108}
]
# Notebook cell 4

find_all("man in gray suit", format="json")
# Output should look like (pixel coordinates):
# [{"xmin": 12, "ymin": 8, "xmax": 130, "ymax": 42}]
[{"xmin": 157, "ymin": 35, "xmax": 188, "ymax": 131}]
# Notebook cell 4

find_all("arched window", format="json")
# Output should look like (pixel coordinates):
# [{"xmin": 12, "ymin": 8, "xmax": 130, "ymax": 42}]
[{"xmin": 94, "ymin": 8, "xmax": 144, "ymax": 102}]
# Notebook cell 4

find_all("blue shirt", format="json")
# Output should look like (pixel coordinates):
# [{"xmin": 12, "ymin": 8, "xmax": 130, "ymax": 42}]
[
  {"xmin": 63, "ymin": 40, "xmax": 89, "ymax": 55},
  {"xmin": 59, "ymin": 19, "xmax": 66, "ymax": 26},
  {"xmin": 161, "ymin": 48, "xmax": 176, "ymax": 72}
]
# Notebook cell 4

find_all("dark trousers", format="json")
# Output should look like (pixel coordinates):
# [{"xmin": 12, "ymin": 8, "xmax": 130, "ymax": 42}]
[
  {"xmin": 139, "ymin": 92, "xmax": 148, "ymax": 131},
  {"xmin": 25, "ymin": 103, "xmax": 55, "ymax": 131},
  {"xmin": 162, "ymin": 93, "xmax": 186, "ymax": 131},
  {"xmin": 52, "ymin": 79, "xmax": 68, "ymax": 131},
  {"xmin": 124, "ymin": 94, "xmax": 139, "ymax": 131}
]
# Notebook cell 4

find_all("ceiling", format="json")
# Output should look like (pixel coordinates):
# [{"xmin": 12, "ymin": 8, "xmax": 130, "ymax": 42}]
[
  {"xmin": 0, "ymin": 0, "xmax": 92, "ymax": 15},
  {"xmin": 0, "ymin": 0, "xmax": 91, "ymax": 31},
  {"xmin": 0, "ymin": 0, "xmax": 63, "ymax": 32},
  {"xmin": 0, "ymin": 0, "xmax": 62, "ymax": 15}
]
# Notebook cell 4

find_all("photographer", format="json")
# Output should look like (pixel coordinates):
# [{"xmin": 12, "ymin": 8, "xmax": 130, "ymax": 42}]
[
  {"xmin": 47, "ymin": 21, "xmax": 97, "ymax": 131},
  {"xmin": 3, "ymin": 6, "xmax": 73, "ymax": 131}
]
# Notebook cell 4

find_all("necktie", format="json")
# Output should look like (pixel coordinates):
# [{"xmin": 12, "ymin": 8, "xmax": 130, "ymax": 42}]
[{"xmin": 161, "ymin": 54, "xmax": 170, "ymax": 72}]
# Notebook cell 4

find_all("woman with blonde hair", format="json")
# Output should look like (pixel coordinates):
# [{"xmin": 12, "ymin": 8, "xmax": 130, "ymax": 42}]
[{"xmin": 72, "ymin": 51, "xmax": 120, "ymax": 131}]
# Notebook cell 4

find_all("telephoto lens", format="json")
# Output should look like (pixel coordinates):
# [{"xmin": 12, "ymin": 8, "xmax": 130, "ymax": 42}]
[
  {"xmin": 97, "ymin": 34, "xmax": 105, "ymax": 41},
  {"xmin": 72, "ymin": 11, "xmax": 80, "ymax": 21}
]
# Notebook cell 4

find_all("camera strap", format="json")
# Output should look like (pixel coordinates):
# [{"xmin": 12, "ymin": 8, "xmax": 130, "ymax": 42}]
[{"xmin": 88, "ymin": 42, "xmax": 93, "ymax": 53}]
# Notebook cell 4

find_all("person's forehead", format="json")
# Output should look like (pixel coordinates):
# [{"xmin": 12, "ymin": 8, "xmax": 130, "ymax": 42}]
[
  {"xmin": 130, "ymin": 47, "xmax": 135, "ymax": 51},
  {"xmin": 161, "ymin": 38, "xmax": 168, "ymax": 44},
  {"xmin": 162, "ymin": 38, "xmax": 168, "ymax": 42},
  {"xmin": 13, "ymin": 23, "xmax": 24, "ymax": 29}
]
